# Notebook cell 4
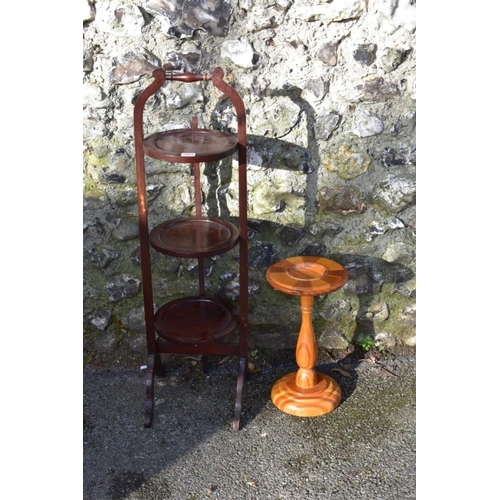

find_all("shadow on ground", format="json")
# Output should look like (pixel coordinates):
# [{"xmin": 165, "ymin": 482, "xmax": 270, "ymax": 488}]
[{"xmin": 84, "ymin": 344, "xmax": 372, "ymax": 499}]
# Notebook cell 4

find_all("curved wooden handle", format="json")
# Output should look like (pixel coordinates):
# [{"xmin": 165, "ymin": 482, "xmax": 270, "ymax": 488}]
[{"xmin": 164, "ymin": 71, "xmax": 211, "ymax": 82}]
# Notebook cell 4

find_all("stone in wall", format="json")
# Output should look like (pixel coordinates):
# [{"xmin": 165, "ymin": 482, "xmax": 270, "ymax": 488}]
[
  {"xmin": 83, "ymin": 108, "xmax": 109, "ymax": 141},
  {"xmin": 382, "ymin": 240, "xmax": 415, "ymax": 266},
  {"xmin": 323, "ymin": 145, "xmax": 371, "ymax": 180},
  {"xmin": 248, "ymin": 242, "xmax": 281, "ymax": 270},
  {"xmin": 390, "ymin": 111, "xmax": 416, "ymax": 136},
  {"xmin": 318, "ymin": 328, "xmax": 351, "ymax": 350},
  {"xmin": 301, "ymin": 78, "xmax": 329, "ymax": 103},
  {"xmin": 353, "ymin": 43, "xmax": 377, "ymax": 66},
  {"xmin": 250, "ymin": 178, "xmax": 285, "ymax": 215},
  {"xmin": 393, "ymin": 265, "xmax": 414, "ymax": 294},
  {"xmin": 94, "ymin": 332, "xmax": 119, "ymax": 354},
  {"xmin": 111, "ymin": 217, "xmax": 141, "ymax": 242},
  {"xmin": 358, "ymin": 301, "xmax": 389, "ymax": 324},
  {"xmin": 314, "ymin": 113, "xmax": 341, "ymax": 141},
  {"xmin": 377, "ymin": 147, "xmax": 416, "ymax": 167},
  {"xmin": 276, "ymin": 225, "xmax": 305, "ymax": 246},
  {"xmin": 289, "ymin": 0, "xmax": 365, "ymax": 23},
  {"xmin": 84, "ymin": 310, "xmax": 112, "ymax": 331},
  {"xmin": 400, "ymin": 304, "xmax": 416, "ymax": 329},
  {"xmin": 319, "ymin": 186, "xmax": 366, "ymax": 216},
  {"xmin": 106, "ymin": 274, "xmax": 141, "ymax": 302},
  {"xmin": 249, "ymin": 96, "xmax": 301, "ymax": 138},
  {"xmin": 162, "ymin": 48, "xmax": 201, "ymax": 72},
  {"xmin": 113, "ymin": 4, "xmax": 146, "ymax": 37},
  {"xmin": 83, "ymin": 49, "xmax": 94, "ymax": 72},
  {"xmin": 299, "ymin": 243, "xmax": 327, "ymax": 257},
  {"xmin": 354, "ymin": 78, "xmax": 400, "ymax": 102},
  {"xmin": 102, "ymin": 173, "xmax": 126, "ymax": 184},
  {"xmin": 110, "ymin": 47, "xmax": 161, "ymax": 84},
  {"xmin": 164, "ymin": 82, "xmax": 204, "ymax": 109},
  {"xmin": 83, "ymin": 0, "xmax": 417, "ymax": 357},
  {"xmin": 247, "ymin": 135, "xmax": 313, "ymax": 173},
  {"xmin": 83, "ymin": 189, "xmax": 110, "ymax": 209},
  {"xmin": 275, "ymin": 142, "xmax": 312, "ymax": 173},
  {"xmin": 217, "ymin": 273, "xmax": 240, "ymax": 301},
  {"xmin": 221, "ymin": 39, "xmax": 258, "ymax": 69},
  {"xmin": 144, "ymin": 0, "xmax": 233, "ymax": 38},
  {"xmin": 373, "ymin": 172, "xmax": 416, "ymax": 214},
  {"xmin": 375, "ymin": 331, "xmax": 397, "ymax": 349},
  {"xmin": 319, "ymin": 298, "xmax": 352, "ymax": 323},
  {"xmin": 380, "ymin": 227, "xmax": 416, "ymax": 266},
  {"xmin": 365, "ymin": 217, "xmax": 404, "ymax": 242},
  {"xmin": 364, "ymin": 0, "xmax": 416, "ymax": 36},
  {"xmin": 316, "ymin": 41, "xmax": 340, "ymax": 67},
  {"xmin": 240, "ymin": 0, "xmax": 292, "ymax": 33},
  {"xmin": 352, "ymin": 110, "xmax": 384, "ymax": 137},
  {"xmin": 83, "ymin": 83, "xmax": 110, "ymax": 109},
  {"xmin": 125, "ymin": 305, "xmax": 148, "ymax": 333},
  {"xmin": 343, "ymin": 262, "xmax": 382, "ymax": 296},
  {"xmin": 84, "ymin": 246, "xmax": 120, "ymax": 267},
  {"xmin": 379, "ymin": 47, "xmax": 404, "ymax": 73},
  {"xmin": 109, "ymin": 47, "xmax": 160, "ymax": 84}
]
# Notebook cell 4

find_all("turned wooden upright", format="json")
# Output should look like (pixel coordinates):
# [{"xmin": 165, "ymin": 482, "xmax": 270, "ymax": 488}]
[{"xmin": 266, "ymin": 256, "xmax": 348, "ymax": 417}]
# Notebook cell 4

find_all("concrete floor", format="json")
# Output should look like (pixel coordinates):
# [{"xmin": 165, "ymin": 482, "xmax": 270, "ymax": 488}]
[{"xmin": 83, "ymin": 349, "xmax": 416, "ymax": 499}]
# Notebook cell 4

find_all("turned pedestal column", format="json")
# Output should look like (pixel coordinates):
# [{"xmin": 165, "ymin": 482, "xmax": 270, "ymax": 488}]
[{"xmin": 266, "ymin": 256, "xmax": 348, "ymax": 417}]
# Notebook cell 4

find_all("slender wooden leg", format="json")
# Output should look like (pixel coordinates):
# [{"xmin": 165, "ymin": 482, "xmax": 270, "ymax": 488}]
[
  {"xmin": 202, "ymin": 354, "xmax": 209, "ymax": 374},
  {"xmin": 271, "ymin": 295, "xmax": 342, "ymax": 417},
  {"xmin": 232, "ymin": 356, "xmax": 247, "ymax": 431},
  {"xmin": 155, "ymin": 352, "xmax": 165, "ymax": 376},
  {"xmin": 144, "ymin": 351, "xmax": 166, "ymax": 428},
  {"xmin": 295, "ymin": 295, "xmax": 318, "ymax": 388},
  {"xmin": 144, "ymin": 354, "xmax": 156, "ymax": 428}
]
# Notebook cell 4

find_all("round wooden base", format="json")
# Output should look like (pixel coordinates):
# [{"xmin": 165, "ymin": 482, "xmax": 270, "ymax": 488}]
[{"xmin": 271, "ymin": 372, "xmax": 342, "ymax": 417}]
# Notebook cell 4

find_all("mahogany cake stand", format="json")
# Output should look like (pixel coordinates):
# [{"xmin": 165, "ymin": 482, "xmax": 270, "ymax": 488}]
[
  {"xmin": 133, "ymin": 68, "xmax": 249, "ymax": 431},
  {"xmin": 266, "ymin": 256, "xmax": 349, "ymax": 417}
]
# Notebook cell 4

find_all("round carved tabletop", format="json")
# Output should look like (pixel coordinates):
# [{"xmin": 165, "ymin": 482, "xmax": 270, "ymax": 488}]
[
  {"xmin": 143, "ymin": 129, "xmax": 238, "ymax": 163},
  {"xmin": 266, "ymin": 256, "xmax": 348, "ymax": 297}
]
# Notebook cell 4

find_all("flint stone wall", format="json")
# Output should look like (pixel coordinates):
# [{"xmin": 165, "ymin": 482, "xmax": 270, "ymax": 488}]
[{"xmin": 83, "ymin": 0, "xmax": 416, "ymax": 363}]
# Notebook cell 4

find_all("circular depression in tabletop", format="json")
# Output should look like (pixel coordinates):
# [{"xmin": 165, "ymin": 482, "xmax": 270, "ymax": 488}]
[
  {"xmin": 143, "ymin": 129, "xmax": 238, "ymax": 163},
  {"xmin": 266, "ymin": 256, "xmax": 348, "ymax": 296},
  {"xmin": 150, "ymin": 217, "xmax": 239, "ymax": 258},
  {"xmin": 154, "ymin": 296, "xmax": 238, "ymax": 344}
]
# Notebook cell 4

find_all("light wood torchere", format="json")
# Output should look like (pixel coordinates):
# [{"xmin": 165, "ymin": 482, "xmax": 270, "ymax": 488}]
[{"xmin": 266, "ymin": 256, "xmax": 349, "ymax": 417}]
